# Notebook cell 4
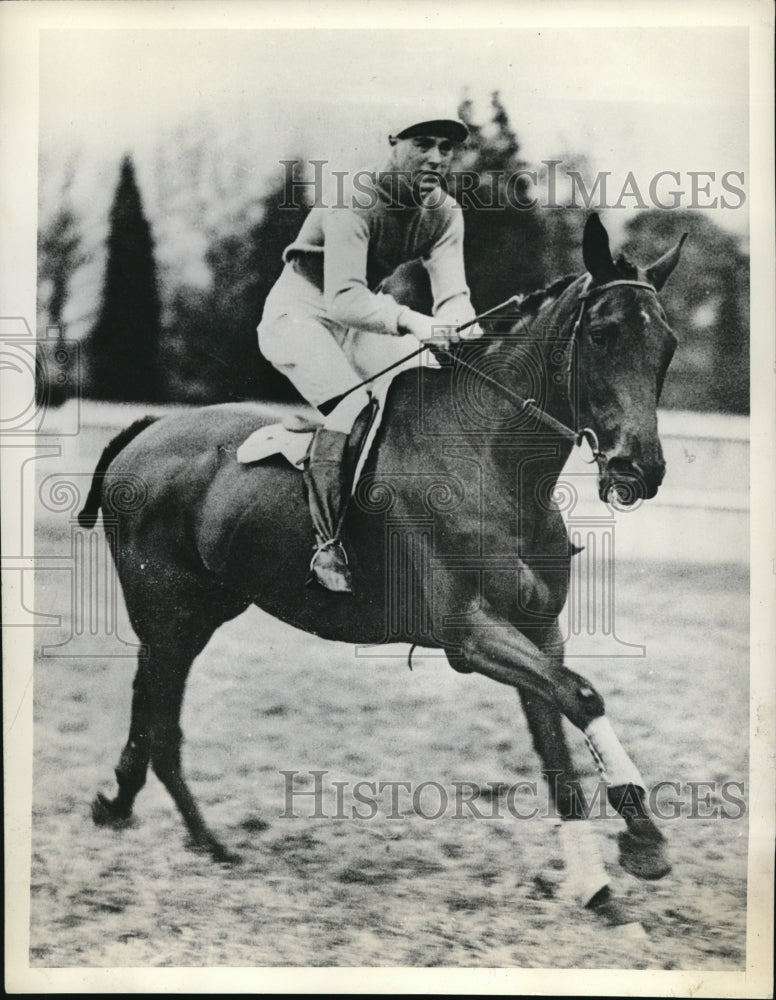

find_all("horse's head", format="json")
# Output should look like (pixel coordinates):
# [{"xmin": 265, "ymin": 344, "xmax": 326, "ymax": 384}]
[{"xmin": 575, "ymin": 214, "xmax": 686, "ymax": 504}]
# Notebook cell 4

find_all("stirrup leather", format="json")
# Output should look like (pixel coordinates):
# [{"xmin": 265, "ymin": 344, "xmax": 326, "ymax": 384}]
[{"xmin": 302, "ymin": 405, "xmax": 377, "ymax": 595}]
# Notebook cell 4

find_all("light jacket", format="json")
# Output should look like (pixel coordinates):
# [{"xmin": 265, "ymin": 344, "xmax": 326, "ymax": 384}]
[{"xmin": 282, "ymin": 169, "xmax": 476, "ymax": 335}]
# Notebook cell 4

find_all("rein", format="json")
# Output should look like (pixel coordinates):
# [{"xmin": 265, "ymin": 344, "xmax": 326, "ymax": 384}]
[
  {"xmin": 450, "ymin": 276, "xmax": 659, "ymax": 464},
  {"xmin": 318, "ymin": 275, "xmax": 660, "ymax": 466}
]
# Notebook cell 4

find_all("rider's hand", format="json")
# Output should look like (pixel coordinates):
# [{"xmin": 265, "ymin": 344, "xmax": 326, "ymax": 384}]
[
  {"xmin": 398, "ymin": 308, "xmax": 458, "ymax": 351},
  {"xmin": 459, "ymin": 321, "xmax": 484, "ymax": 341}
]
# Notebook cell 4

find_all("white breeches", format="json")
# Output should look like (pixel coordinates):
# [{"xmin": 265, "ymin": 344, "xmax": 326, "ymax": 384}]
[{"xmin": 258, "ymin": 264, "xmax": 433, "ymax": 433}]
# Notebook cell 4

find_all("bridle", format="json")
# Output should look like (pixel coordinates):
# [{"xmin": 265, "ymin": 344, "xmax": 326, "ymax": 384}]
[
  {"xmin": 569, "ymin": 276, "xmax": 659, "ymax": 462},
  {"xmin": 318, "ymin": 274, "xmax": 661, "ymax": 470},
  {"xmin": 458, "ymin": 275, "xmax": 660, "ymax": 466}
]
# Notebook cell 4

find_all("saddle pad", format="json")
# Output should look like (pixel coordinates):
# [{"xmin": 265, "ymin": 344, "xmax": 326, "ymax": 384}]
[
  {"xmin": 236, "ymin": 423, "xmax": 312, "ymax": 468},
  {"xmin": 234, "ymin": 345, "xmax": 438, "ymax": 475},
  {"xmin": 236, "ymin": 376, "xmax": 394, "ymax": 477}
]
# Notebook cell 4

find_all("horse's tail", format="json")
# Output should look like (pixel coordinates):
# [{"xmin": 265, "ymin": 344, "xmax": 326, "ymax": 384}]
[{"xmin": 77, "ymin": 416, "xmax": 158, "ymax": 528}]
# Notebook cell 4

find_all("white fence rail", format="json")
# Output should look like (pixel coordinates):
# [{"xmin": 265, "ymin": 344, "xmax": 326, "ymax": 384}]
[
  {"xmin": 55, "ymin": 400, "xmax": 749, "ymax": 566},
  {"xmin": 562, "ymin": 409, "xmax": 748, "ymax": 565}
]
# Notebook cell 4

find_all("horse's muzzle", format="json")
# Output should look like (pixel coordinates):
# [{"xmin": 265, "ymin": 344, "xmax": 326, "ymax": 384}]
[{"xmin": 598, "ymin": 457, "xmax": 663, "ymax": 506}]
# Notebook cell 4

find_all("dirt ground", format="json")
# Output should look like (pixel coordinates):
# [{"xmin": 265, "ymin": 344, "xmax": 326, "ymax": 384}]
[{"xmin": 29, "ymin": 425, "xmax": 749, "ymax": 970}]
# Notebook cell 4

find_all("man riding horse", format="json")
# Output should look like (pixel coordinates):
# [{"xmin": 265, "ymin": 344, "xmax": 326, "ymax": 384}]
[
  {"xmin": 257, "ymin": 111, "xmax": 483, "ymax": 593},
  {"xmin": 84, "ymin": 209, "xmax": 685, "ymax": 894}
]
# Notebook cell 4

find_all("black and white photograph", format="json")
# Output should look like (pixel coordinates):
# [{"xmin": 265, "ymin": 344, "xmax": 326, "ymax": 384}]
[{"xmin": 2, "ymin": 0, "xmax": 774, "ymax": 994}]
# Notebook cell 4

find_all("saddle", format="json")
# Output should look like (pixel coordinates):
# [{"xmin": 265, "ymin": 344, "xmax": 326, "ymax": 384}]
[
  {"xmin": 236, "ymin": 412, "xmax": 322, "ymax": 469},
  {"xmin": 235, "ymin": 389, "xmax": 387, "ymax": 487}
]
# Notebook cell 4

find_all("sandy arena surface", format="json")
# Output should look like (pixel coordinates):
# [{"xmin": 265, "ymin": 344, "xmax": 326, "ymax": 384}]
[{"xmin": 29, "ymin": 424, "xmax": 749, "ymax": 970}]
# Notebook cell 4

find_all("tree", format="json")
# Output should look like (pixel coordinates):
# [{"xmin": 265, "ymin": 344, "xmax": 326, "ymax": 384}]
[
  {"xmin": 531, "ymin": 154, "xmax": 592, "ymax": 282},
  {"xmin": 454, "ymin": 91, "xmax": 546, "ymax": 310},
  {"xmin": 85, "ymin": 155, "xmax": 163, "ymax": 401},
  {"xmin": 164, "ymin": 163, "xmax": 309, "ymax": 403},
  {"xmin": 622, "ymin": 210, "xmax": 749, "ymax": 414},
  {"xmin": 37, "ymin": 171, "xmax": 88, "ymax": 407},
  {"xmin": 39, "ymin": 207, "xmax": 86, "ymax": 330}
]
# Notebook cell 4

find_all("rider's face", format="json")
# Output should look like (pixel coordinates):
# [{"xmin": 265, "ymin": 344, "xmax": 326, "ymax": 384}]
[{"xmin": 389, "ymin": 134, "xmax": 456, "ymax": 193}]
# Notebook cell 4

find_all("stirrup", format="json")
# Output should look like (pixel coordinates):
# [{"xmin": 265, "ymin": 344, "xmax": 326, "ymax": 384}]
[{"xmin": 307, "ymin": 538, "xmax": 354, "ymax": 594}]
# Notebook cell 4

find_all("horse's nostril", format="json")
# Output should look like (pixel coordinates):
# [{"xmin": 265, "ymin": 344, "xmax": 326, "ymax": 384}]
[
  {"xmin": 600, "ymin": 457, "xmax": 653, "ymax": 505},
  {"xmin": 607, "ymin": 457, "xmax": 643, "ymax": 479},
  {"xmin": 605, "ymin": 478, "xmax": 645, "ymax": 506}
]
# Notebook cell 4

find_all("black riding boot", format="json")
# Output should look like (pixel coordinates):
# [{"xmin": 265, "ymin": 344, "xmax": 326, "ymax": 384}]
[{"xmin": 304, "ymin": 427, "xmax": 355, "ymax": 593}]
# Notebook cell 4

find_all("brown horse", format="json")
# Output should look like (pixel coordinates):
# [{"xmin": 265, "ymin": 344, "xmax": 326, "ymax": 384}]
[{"xmin": 81, "ymin": 214, "xmax": 685, "ymax": 909}]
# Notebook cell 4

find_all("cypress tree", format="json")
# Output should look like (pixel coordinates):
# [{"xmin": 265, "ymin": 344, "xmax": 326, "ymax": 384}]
[{"xmin": 87, "ymin": 155, "xmax": 163, "ymax": 401}]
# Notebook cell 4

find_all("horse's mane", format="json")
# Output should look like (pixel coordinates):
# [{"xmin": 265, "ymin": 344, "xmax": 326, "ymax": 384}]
[
  {"xmin": 472, "ymin": 252, "xmax": 641, "ymax": 340},
  {"xmin": 456, "ymin": 275, "xmax": 578, "ymax": 353},
  {"xmin": 512, "ymin": 274, "xmax": 578, "ymax": 321}
]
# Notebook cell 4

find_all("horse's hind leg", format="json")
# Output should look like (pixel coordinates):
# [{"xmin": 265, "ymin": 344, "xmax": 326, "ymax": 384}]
[
  {"xmin": 92, "ymin": 657, "xmax": 153, "ymax": 825},
  {"xmin": 144, "ymin": 642, "xmax": 240, "ymax": 864},
  {"xmin": 93, "ymin": 568, "xmax": 248, "ymax": 863},
  {"xmin": 92, "ymin": 647, "xmax": 234, "ymax": 862}
]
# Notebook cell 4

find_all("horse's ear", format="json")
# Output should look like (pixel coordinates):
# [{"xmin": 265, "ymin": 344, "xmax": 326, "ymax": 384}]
[
  {"xmin": 582, "ymin": 213, "xmax": 618, "ymax": 282},
  {"xmin": 645, "ymin": 232, "xmax": 688, "ymax": 292}
]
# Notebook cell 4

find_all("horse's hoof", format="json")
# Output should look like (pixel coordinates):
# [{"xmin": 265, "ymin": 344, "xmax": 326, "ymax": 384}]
[
  {"xmin": 211, "ymin": 843, "xmax": 242, "ymax": 865},
  {"xmin": 585, "ymin": 886, "xmax": 649, "ymax": 939},
  {"xmin": 586, "ymin": 886, "xmax": 632, "ymax": 926},
  {"xmin": 618, "ymin": 830, "xmax": 672, "ymax": 880},
  {"xmin": 186, "ymin": 835, "xmax": 242, "ymax": 865},
  {"xmin": 91, "ymin": 793, "xmax": 134, "ymax": 828}
]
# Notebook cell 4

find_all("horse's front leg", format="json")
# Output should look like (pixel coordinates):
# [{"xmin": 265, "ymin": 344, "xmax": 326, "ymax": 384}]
[
  {"xmin": 518, "ymin": 684, "xmax": 611, "ymax": 909},
  {"xmin": 452, "ymin": 604, "xmax": 670, "ymax": 881},
  {"xmin": 516, "ymin": 624, "xmax": 605, "ymax": 907}
]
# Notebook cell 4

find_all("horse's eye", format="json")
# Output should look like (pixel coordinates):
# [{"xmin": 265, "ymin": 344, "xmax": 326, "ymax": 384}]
[{"xmin": 589, "ymin": 329, "xmax": 611, "ymax": 349}]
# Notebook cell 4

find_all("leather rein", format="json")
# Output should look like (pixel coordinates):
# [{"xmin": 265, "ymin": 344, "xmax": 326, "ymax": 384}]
[{"xmin": 453, "ymin": 276, "xmax": 659, "ymax": 465}]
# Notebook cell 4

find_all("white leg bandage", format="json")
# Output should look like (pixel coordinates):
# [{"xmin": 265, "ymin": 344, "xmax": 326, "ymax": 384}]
[
  {"xmin": 584, "ymin": 716, "xmax": 645, "ymax": 790},
  {"xmin": 557, "ymin": 820, "xmax": 609, "ymax": 906}
]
